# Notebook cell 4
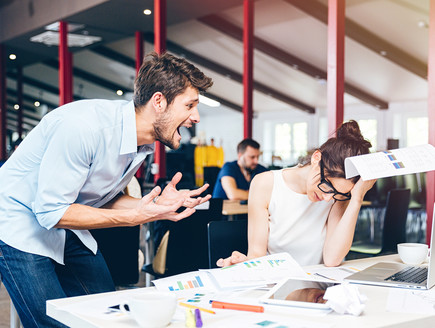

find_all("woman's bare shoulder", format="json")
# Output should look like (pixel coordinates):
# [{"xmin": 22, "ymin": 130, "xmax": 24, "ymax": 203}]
[{"xmin": 252, "ymin": 170, "xmax": 274, "ymax": 186}]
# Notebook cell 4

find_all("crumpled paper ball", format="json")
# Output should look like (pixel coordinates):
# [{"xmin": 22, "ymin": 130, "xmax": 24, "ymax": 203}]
[{"xmin": 323, "ymin": 282, "xmax": 367, "ymax": 316}]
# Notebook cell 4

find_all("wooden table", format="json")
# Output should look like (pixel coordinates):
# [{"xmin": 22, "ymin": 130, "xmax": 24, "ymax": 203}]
[
  {"xmin": 222, "ymin": 200, "xmax": 248, "ymax": 220},
  {"xmin": 47, "ymin": 254, "xmax": 435, "ymax": 328}
]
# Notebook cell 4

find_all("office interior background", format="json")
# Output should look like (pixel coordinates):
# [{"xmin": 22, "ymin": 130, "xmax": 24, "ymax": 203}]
[{"xmin": 0, "ymin": 0, "xmax": 431, "ymax": 166}]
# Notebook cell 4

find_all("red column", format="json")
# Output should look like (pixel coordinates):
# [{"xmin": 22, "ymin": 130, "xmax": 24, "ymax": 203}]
[
  {"xmin": 135, "ymin": 31, "xmax": 145, "ymax": 179},
  {"xmin": 154, "ymin": 0, "xmax": 167, "ymax": 183},
  {"xmin": 59, "ymin": 21, "xmax": 73, "ymax": 106},
  {"xmin": 17, "ymin": 66, "xmax": 23, "ymax": 139},
  {"xmin": 135, "ymin": 31, "xmax": 144, "ymax": 73},
  {"xmin": 426, "ymin": 0, "xmax": 435, "ymax": 245},
  {"xmin": 0, "ymin": 44, "xmax": 6, "ymax": 160},
  {"xmin": 327, "ymin": 0, "xmax": 345, "ymax": 136},
  {"xmin": 243, "ymin": 0, "xmax": 254, "ymax": 139}
]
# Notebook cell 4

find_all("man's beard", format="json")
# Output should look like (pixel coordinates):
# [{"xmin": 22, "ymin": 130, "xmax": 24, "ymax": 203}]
[
  {"xmin": 153, "ymin": 113, "xmax": 179, "ymax": 150},
  {"xmin": 241, "ymin": 159, "xmax": 256, "ymax": 174},
  {"xmin": 244, "ymin": 166, "xmax": 255, "ymax": 174}
]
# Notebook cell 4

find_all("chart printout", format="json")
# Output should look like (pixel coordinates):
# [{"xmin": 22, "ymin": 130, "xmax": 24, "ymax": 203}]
[{"xmin": 344, "ymin": 144, "xmax": 435, "ymax": 180}]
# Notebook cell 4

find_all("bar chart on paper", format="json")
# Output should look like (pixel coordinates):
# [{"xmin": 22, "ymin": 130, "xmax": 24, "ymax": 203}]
[
  {"xmin": 267, "ymin": 259, "xmax": 286, "ymax": 267},
  {"xmin": 152, "ymin": 271, "xmax": 216, "ymax": 293},
  {"xmin": 208, "ymin": 253, "xmax": 308, "ymax": 290},
  {"xmin": 244, "ymin": 260, "xmax": 261, "ymax": 268},
  {"xmin": 167, "ymin": 275, "xmax": 205, "ymax": 291}
]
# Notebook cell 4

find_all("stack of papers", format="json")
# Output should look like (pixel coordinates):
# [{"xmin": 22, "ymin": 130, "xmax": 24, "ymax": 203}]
[
  {"xmin": 152, "ymin": 253, "xmax": 307, "ymax": 292},
  {"xmin": 205, "ymin": 252, "xmax": 307, "ymax": 290}
]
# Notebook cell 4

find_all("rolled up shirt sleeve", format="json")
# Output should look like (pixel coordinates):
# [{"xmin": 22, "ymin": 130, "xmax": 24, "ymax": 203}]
[{"xmin": 33, "ymin": 116, "xmax": 96, "ymax": 230}]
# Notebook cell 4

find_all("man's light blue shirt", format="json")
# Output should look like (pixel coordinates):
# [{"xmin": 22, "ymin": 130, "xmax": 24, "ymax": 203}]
[{"xmin": 0, "ymin": 99, "xmax": 154, "ymax": 264}]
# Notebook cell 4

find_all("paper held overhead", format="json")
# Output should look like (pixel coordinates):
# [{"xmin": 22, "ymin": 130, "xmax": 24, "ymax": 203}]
[{"xmin": 344, "ymin": 144, "xmax": 435, "ymax": 181}]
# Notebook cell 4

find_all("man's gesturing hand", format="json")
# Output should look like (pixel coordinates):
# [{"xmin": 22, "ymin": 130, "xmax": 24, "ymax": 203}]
[
  {"xmin": 133, "ymin": 186, "xmax": 195, "ymax": 224},
  {"xmin": 157, "ymin": 172, "xmax": 211, "ymax": 208}
]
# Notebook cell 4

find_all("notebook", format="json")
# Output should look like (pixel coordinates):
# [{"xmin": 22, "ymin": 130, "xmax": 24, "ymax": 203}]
[{"xmin": 344, "ymin": 207, "xmax": 435, "ymax": 290}]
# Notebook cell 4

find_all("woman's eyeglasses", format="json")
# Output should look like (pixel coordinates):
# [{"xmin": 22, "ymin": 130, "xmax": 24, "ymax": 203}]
[{"xmin": 317, "ymin": 160, "xmax": 351, "ymax": 201}]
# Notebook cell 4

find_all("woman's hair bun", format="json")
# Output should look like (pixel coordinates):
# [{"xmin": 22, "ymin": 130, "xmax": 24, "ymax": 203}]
[{"xmin": 336, "ymin": 120, "xmax": 364, "ymax": 141}]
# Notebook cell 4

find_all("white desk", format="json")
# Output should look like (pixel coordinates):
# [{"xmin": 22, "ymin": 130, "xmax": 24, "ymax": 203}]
[{"xmin": 47, "ymin": 255, "xmax": 435, "ymax": 328}]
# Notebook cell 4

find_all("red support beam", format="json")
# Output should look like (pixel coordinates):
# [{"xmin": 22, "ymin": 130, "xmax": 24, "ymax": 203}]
[
  {"xmin": 0, "ymin": 45, "xmax": 6, "ymax": 161},
  {"xmin": 426, "ymin": 0, "xmax": 435, "ymax": 245},
  {"xmin": 154, "ymin": 0, "xmax": 166, "ymax": 54},
  {"xmin": 59, "ymin": 21, "xmax": 73, "ymax": 106},
  {"xmin": 154, "ymin": 0, "xmax": 167, "ymax": 183},
  {"xmin": 135, "ymin": 31, "xmax": 145, "ymax": 180},
  {"xmin": 135, "ymin": 31, "xmax": 144, "ymax": 73},
  {"xmin": 243, "ymin": 0, "xmax": 254, "ymax": 139},
  {"xmin": 327, "ymin": 0, "xmax": 345, "ymax": 136},
  {"xmin": 17, "ymin": 66, "xmax": 23, "ymax": 139}
]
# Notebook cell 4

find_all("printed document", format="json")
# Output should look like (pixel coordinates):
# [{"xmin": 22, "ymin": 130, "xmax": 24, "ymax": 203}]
[
  {"xmin": 345, "ymin": 144, "xmax": 435, "ymax": 180},
  {"xmin": 153, "ymin": 253, "xmax": 307, "ymax": 292}
]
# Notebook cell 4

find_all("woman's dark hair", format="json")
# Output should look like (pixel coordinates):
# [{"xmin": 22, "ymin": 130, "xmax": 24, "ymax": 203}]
[
  {"xmin": 320, "ymin": 120, "xmax": 372, "ymax": 183},
  {"xmin": 133, "ymin": 52, "xmax": 213, "ymax": 110}
]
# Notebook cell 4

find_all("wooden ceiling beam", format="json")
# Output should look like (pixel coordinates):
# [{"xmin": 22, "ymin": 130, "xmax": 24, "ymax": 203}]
[
  {"xmin": 6, "ymin": 87, "xmax": 57, "ymax": 110},
  {"xmin": 92, "ymin": 37, "xmax": 315, "ymax": 113},
  {"xmin": 283, "ymin": 0, "xmax": 427, "ymax": 79},
  {"xmin": 145, "ymin": 33, "xmax": 315, "ymax": 113},
  {"xmin": 6, "ymin": 71, "xmax": 83, "ymax": 102},
  {"xmin": 44, "ymin": 59, "xmax": 133, "ymax": 94},
  {"xmin": 198, "ymin": 14, "xmax": 388, "ymax": 109},
  {"xmin": 203, "ymin": 92, "xmax": 242, "ymax": 112}
]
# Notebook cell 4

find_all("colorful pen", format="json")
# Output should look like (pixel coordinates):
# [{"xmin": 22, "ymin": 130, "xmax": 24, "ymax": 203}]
[
  {"xmin": 185, "ymin": 309, "xmax": 196, "ymax": 328},
  {"xmin": 179, "ymin": 302, "xmax": 216, "ymax": 314},
  {"xmin": 211, "ymin": 301, "xmax": 264, "ymax": 313},
  {"xmin": 194, "ymin": 308, "xmax": 203, "ymax": 327}
]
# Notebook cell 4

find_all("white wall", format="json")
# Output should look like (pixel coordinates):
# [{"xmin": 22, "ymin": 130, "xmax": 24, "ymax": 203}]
[{"xmin": 197, "ymin": 98, "xmax": 429, "ymax": 166}]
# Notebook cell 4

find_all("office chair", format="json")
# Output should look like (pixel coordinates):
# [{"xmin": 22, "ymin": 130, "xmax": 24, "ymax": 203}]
[
  {"xmin": 349, "ymin": 188, "xmax": 410, "ymax": 258},
  {"xmin": 203, "ymin": 166, "xmax": 221, "ymax": 194},
  {"xmin": 207, "ymin": 219, "xmax": 248, "ymax": 269},
  {"xmin": 143, "ymin": 198, "xmax": 224, "ymax": 278}
]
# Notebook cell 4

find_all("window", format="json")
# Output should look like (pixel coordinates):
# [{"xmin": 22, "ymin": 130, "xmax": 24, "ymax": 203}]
[
  {"xmin": 357, "ymin": 119, "xmax": 377, "ymax": 151},
  {"xmin": 407, "ymin": 117, "xmax": 428, "ymax": 147},
  {"xmin": 274, "ymin": 122, "xmax": 308, "ymax": 165}
]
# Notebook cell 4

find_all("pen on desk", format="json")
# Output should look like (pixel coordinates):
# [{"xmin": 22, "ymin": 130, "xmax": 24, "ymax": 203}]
[
  {"xmin": 185, "ymin": 309, "xmax": 196, "ymax": 328},
  {"xmin": 211, "ymin": 301, "xmax": 264, "ymax": 313},
  {"xmin": 194, "ymin": 308, "xmax": 203, "ymax": 327},
  {"xmin": 179, "ymin": 302, "xmax": 216, "ymax": 314},
  {"xmin": 314, "ymin": 273, "xmax": 336, "ymax": 281}
]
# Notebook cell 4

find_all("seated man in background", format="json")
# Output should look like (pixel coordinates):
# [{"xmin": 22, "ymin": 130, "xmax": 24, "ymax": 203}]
[{"xmin": 213, "ymin": 139, "xmax": 268, "ymax": 200}]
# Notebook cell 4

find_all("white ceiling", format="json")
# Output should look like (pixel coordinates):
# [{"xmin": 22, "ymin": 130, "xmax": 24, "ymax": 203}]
[{"xmin": 3, "ymin": 0, "xmax": 432, "ymax": 132}]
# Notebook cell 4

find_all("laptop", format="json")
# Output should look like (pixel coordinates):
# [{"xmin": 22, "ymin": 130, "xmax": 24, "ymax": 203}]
[{"xmin": 344, "ymin": 208, "xmax": 435, "ymax": 290}]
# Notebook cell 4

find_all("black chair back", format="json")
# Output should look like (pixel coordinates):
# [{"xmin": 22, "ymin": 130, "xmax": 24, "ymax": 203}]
[
  {"xmin": 381, "ymin": 188, "xmax": 410, "ymax": 253},
  {"xmin": 90, "ymin": 226, "xmax": 140, "ymax": 286},
  {"xmin": 207, "ymin": 220, "xmax": 248, "ymax": 269},
  {"xmin": 159, "ymin": 198, "xmax": 224, "ymax": 276},
  {"xmin": 203, "ymin": 166, "xmax": 221, "ymax": 195}
]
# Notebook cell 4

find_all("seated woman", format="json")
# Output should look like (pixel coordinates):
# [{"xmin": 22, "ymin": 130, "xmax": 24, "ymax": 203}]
[{"xmin": 217, "ymin": 120, "xmax": 375, "ymax": 267}]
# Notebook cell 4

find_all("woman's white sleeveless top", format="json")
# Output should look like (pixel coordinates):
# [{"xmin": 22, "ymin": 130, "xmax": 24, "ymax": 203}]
[{"xmin": 267, "ymin": 169, "xmax": 333, "ymax": 265}]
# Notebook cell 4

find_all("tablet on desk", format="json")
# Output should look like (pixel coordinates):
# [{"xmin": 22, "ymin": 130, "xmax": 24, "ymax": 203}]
[{"xmin": 260, "ymin": 278, "xmax": 338, "ymax": 309}]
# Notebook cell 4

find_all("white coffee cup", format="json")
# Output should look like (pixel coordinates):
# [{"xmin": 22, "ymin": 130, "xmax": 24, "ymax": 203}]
[
  {"xmin": 120, "ymin": 291, "xmax": 177, "ymax": 328},
  {"xmin": 397, "ymin": 243, "xmax": 429, "ymax": 265}
]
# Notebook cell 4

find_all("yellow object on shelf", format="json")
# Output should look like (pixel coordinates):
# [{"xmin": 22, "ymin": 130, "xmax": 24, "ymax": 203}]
[{"xmin": 194, "ymin": 145, "xmax": 224, "ymax": 186}]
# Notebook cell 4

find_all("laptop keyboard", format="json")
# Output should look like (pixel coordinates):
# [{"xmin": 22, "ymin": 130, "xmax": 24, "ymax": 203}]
[{"xmin": 385, "ymin": 266, "xmax": 428, "ymax": 284}]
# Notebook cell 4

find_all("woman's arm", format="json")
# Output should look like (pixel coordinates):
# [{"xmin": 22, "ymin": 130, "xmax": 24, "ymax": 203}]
[
  {"xmin": 246, "ymin": 171, "xmax": 274, "ymax": 258},
  {"xmin": 216, "ymin": 171, "xmax": 274, "ymax": 267},
  {"xmin": 323, "ymin": 178, "xmax": 376, "ymax": 266}
]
